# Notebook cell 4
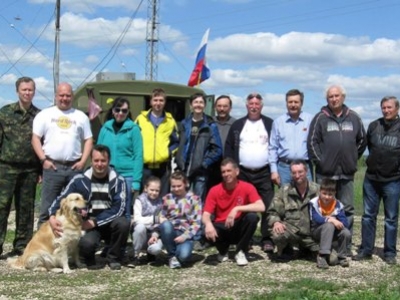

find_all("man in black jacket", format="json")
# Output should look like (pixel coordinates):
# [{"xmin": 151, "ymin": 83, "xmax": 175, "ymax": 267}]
[
  {"xmin": 225, "ymin": 92, "xmax": 274, "ymax": 252},
  {"xmin": 307, "ymin": 85, "xmax": 367, "ymax": 255},
  {"xmin": 353, "ymin": 96, "xmax": 400, "ymax": 265}
]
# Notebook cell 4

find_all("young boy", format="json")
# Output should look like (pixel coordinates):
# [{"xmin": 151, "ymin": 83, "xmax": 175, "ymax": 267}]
[
  {"xmin": 128, "ymin": 176, "xmax": 163, "ymax": 267},
  {"xmin": 309, "ymin": 178, "xmax": 351, "ymax": 269}
]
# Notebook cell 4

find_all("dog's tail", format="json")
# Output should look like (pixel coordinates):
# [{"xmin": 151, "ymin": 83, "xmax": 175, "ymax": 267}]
[{"xmin": 7, "ymin": 256, "xmax": 25, "ymax": 269}]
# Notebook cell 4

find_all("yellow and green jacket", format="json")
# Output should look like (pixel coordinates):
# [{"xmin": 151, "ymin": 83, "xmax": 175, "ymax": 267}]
[{"xmin": 136, "ymin": 110, "xmax": 179, "ymax": 166}]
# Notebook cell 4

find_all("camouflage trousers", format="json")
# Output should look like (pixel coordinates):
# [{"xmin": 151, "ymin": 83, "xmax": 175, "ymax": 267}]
[
  {"xmin": 270, "ymin": 222, "xmax": 319, "ymax": 253},
  {"xmin": 0, "ymin": 163, "xmax": 38, "ymax": 254}
]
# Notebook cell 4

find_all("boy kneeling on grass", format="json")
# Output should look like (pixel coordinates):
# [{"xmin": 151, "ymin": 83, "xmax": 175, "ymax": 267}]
[{"xmin": 309, "ymin": 178, "xmax": 351, "ymax": 269}]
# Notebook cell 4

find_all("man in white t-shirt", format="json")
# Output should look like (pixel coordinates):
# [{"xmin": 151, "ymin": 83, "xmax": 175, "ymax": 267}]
[
  {"xmin": 32, "ymin": 82, "xmax": 93, "ymax": 228},
  {"xmin": 225, "ymin": 92, "xmax": 275, "ymax": 253}
]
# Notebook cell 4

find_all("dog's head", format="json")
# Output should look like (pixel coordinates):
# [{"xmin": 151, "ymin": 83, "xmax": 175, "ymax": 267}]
[{"xmin": 59, "ymin": 193, "xmax": 88, "ymax": 224}]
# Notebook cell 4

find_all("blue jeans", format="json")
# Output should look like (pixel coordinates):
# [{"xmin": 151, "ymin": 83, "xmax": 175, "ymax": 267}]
[
  {"xmin": 159, "ymin": 221, "xmax": 193, "ymax": 263},
  {"xmin": 38, "ymin": 164, "xmax": 81, "ymax": 228},
  {"xmin": 190, "ymin": 175, "xmax": 208, "ymax": 203},
  {"xmin": 278, "ymin": 161, "xmax": 313, "ymax": 185},
  {"xmin": 124, "ymin": 176, "xmax": 133, "ymax": 220},
  {"xmin": 360, "ymin": 177, "xmax": 400, "ymax": 258}
]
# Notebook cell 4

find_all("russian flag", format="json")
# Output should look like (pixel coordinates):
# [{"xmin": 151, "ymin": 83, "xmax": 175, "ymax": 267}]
[{"xmin": 188, "ymin": 28, "xmax": 210, "ymax": 87}]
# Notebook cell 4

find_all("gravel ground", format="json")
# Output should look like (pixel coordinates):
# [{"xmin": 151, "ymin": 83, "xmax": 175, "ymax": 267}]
[{"xmin": 0, "ymin": 213, "xmax": 397, "ymax": 300}]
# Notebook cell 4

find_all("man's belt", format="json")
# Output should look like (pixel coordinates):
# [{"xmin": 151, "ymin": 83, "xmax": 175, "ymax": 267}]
[
  {"xmin": 240, "ymin": 164, "xmax": 270, "ymax": 173},
  {"xmin": 279, "ymin": 158, "xmax": 310, "ymax": 165},
  {"xmin": 144, "ymin": 162, "xmax": 169, "ymax": 169},
  {"xmin": 49, "ymin": 158, "xmax": 80, "ymax": 166}
]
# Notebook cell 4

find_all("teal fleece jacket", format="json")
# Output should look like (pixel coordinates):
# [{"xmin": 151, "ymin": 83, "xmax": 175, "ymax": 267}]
[{"xmin": 97, "ymin": 119, "xmax": 143, "ymax": 191}]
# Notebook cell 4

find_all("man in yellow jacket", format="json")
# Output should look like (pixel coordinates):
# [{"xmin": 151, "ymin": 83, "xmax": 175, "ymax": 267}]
[{"xmin": 136, "ymin": 88, "xmax": 179, "ymax": 197}]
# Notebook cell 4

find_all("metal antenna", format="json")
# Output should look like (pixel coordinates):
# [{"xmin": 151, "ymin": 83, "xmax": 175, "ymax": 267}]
[{"xmin": 145, "ymin": 0, "xmax": 159, "ymax": 81}]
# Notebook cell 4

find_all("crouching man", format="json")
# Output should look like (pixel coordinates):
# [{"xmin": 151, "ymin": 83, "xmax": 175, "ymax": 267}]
[
  {"xmin": 267, "ymin": 160, "xmax": 319, "ymax": 261},
  {"xmin": 48, "ymin": 144, "xmax": 130, "ymax": 270},
  {"xmin": 202, "ymin": 158, "xmax": 265, "ymax": 266}
]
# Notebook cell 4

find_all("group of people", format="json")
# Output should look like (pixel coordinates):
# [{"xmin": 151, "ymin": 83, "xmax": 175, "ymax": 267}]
[{"xmin": 0, "ymin": 76, "xmax": 399, "ymax": 272}]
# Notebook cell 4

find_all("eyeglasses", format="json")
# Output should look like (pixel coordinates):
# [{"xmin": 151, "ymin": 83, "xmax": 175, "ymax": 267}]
[
  {"xmin": 113, "ymin": 108, "xmax": 129, "ymax": 114},
  {"xmin": 246, "ymin": 93, "xmax": 262, "ymax": 100}
]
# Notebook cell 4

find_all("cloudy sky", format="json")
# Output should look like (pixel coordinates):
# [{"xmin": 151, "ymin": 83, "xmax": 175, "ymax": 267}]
[{"xmin": 1, "ymin": 0, "xmax": 400, "ymax": 126}]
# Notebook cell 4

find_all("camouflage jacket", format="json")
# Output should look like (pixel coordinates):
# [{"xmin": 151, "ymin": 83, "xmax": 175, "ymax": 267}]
[
  {"xmin": 267, "ymin": 181, "xmax": 319, "ymax": 236},
  {"xmin": 0, "ymin": 102, "xmax": 41, "ymax": 168}
]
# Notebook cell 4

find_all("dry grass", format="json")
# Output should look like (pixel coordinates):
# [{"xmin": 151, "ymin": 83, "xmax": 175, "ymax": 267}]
[{"xmin": 1, "ymin": 212, "xmax": 399, "ymax": 300}]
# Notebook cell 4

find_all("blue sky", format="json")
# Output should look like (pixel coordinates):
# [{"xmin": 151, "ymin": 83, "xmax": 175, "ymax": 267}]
[{"xmin": 1, "ymin": 0, "xmax": 400, "ymax": 126}]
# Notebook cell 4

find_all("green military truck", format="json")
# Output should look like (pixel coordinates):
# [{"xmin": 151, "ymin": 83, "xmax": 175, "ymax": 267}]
[{"xmin": 73, "ymin": 79, "xmax": 214, "ymax": 140}]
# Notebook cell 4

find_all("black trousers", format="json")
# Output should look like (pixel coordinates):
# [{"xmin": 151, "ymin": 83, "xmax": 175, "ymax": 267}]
[
  {"xmin": 211, "ymin": 213, "xmax": 259, "ymax": 254},
  {"xmin": 239, "ymin": 166, "xmax": 274, "ymax": 241},
  {"xmin": 79, "ymin": 216, "xmax": 130, "ymax": 263}
]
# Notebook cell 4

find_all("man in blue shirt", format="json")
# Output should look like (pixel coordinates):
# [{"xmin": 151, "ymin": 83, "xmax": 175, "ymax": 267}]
[{"xmin": 268, "ymin": 89, "xmax": 313, "ymax": 186}]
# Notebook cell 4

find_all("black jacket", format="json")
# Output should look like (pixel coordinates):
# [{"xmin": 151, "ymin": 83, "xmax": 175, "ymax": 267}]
[
  {"xmin": 365, "ymin": 117, "xmax": 400, "ymax": 182},
  {"xmin": 307, "ymin": 105, "xmax": 367, "ymax": 177},
  {"xmin": 225, "ymin": 115, "xmax": 273, "ymax": 163}
]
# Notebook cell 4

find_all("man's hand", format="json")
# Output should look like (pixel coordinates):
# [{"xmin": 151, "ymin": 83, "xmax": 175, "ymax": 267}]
[
  {"xmin": 43, "ymin": 160, "xmax": 57, "ymax": 170},
  {"xmin": 174, "ymin": 235, "xmax": 186, "ymax": 244},
  {"xmin": 82, "ymin": 219, "xmax": 96, "ymax": 231},
  {"xmin": 205, "ymin": 223, "xmax": 218, "ymax": 242},
  {"xmin": 225, "ymin": 207, "xmax": 238, "ymax": 228},
  {"xmin": 72, "ymin": 160, "xmax": 85, "ymax": 171},
  {"xmin": 272, "ymin": 221, "xmax": 286, "ymax": 235},
  {"xmin": 271, "ymin": 172, "xmax": 281, "ymax": 187},
  {"xmin": 328, "ymin": 217, "xmax": 344, "ymax": 230},
  {"xmin": 49, "ymin": 215, "xmax": 63, "ymax": 237},
  {"xmin": 148, "ymin": 236, "xmax": 158, "ymax": 245}
]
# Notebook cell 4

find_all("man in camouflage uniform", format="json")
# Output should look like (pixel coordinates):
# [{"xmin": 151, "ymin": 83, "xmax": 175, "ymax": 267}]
[
  {"xmin": 0, "ymin": 77, "xmax": 41, "ymax": 258},
  {"xmin": 267, "ymin": 159, "xmax": 319, "ymax": 260}
]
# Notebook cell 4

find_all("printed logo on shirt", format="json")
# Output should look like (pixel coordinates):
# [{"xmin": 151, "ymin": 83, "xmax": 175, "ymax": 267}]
[
  {"xmin": 236, "ymin": 196, "xmax": 244, "ymax": 205},
  {"xmin": 51, "ymin": 116, "xmax": 76, "ymax": 129}
]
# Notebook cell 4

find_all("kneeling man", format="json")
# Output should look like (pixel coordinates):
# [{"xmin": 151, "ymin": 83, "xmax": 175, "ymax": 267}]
[
  {"xmin": 49, "ymin": 145, "xmax": 130, "ymax": 270},
  {"xmin": 202, "ymin": 158, "xmax": 265, "ymax": 266}
]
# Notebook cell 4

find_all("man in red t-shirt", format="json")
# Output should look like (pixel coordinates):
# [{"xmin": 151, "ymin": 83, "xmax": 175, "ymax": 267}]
[{"xmin": 202, "ymin": 158, "xmax": 265, "ymax": 266}]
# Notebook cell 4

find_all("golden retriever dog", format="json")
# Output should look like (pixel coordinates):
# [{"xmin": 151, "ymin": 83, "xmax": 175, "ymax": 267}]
[{"xmin": 8, "ymin": 193, "xmax": 87, "ymax": 274}]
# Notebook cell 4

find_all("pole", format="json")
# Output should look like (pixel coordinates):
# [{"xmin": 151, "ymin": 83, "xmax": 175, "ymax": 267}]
[{"xmin": 53, "ymin": 0, "xmax": 60, "ymax": 101}]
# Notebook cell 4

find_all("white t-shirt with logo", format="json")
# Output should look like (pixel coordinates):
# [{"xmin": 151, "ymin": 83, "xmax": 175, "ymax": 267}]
[
  {"xmin": 33, "ymin": 106, "xmax": 92, "ymax": 161},
  {"xmin": 239, "ymin": 119, "xmax": 269, "ymax": 168}
]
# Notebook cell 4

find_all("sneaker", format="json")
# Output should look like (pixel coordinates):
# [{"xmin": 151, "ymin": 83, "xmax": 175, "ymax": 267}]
[
  {"xmin": 217, "ymin": 252, "xmax": 229, "ymax": 263},
  {"xmin": 352, "ymin": 253, "xmax": 372, "ymax": 261},
  {"xmin": 339, "ymin": 258, "xmax": 350, "ymax": 268},
  {"xmin": 169, "ymin": 256, "xmax": 181, "ymax": 269},
  {"xmin": 0, "ymin": 249, "xmax": 24, "ymax": 259},
  {"xmin": 126, "ymin": 257, "xmax": 141, "ymax": 268},
  {"xmin": 108, "ymin": 261, "xmax": 121, "ymax": 270},
  {"xmin": 234, "ymin": 250, "xmax": 248, "ymax": 266},
  {"xmin": 317, "ymin": 255, "xmax": 329, "ymax": 269},
  {"xmin": 328, "ymin": 250, "xmax": 339, "ymax": 266},
  {"xmin": 262, "ymin": 240, "xmax": 274, "ymax": 253},
  {"xmin": 385, "ymin": 257, "xmax": 397, "ymax": 265}
]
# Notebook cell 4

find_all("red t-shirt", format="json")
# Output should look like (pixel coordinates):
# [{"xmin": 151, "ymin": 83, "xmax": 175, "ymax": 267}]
[{"xmin": 204, "ymin": 180, "xmax": 261, "ymax": 223}]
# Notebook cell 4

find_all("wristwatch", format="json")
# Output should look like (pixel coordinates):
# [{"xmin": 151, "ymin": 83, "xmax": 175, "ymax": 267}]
[{"xmin": 40, "ymin": 157, "xmax": 47, "ymax": 165}]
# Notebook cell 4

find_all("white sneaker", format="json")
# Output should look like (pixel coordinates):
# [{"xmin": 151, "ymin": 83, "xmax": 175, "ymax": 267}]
[
  {"xmin": 234, "ymin": 250, "xmax": 248, "ymax": 266},
  {"xmin": 169, "ymin": 256, "xmax": 181, "ymax": 269},
  {"xmin": 217, "ymin": 252, "xmax": 229, "ymax": 263}
]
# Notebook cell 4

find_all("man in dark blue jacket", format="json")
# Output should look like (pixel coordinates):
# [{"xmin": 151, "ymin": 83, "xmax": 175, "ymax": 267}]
[
  {"xmin": 48, "ymin": 144, "xmax": 130, "ymax": 270},
  {"xmin": 175, "ymin": 92, "xmax": 222, "ymax": 203}
]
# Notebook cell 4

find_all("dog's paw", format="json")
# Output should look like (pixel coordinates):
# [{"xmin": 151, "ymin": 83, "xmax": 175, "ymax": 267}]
[
  {"xmin": 50, "ymin": 268, "xmax": 63, "ymax": 273},
  {"xmin": 63, "ymin": 268, "xmax": 74, "ymax": 274}
]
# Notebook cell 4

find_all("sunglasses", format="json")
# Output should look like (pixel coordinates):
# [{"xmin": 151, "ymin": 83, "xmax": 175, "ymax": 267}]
[{"xmin": 114, "ymin": 108, "xmax": 129, "ymax": 114}]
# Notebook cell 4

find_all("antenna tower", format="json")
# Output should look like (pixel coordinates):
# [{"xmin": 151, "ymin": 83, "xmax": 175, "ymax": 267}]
[{"xmin": 145, "ymin": 0, "xmax": 159, "ymax": 81}]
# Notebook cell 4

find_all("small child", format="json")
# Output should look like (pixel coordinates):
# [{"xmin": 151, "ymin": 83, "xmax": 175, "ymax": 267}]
[
  {"xmin": 129, "ymin": 176, "xmax": 163, "ymax": 267},
  {"xmin": 154, "ymin": 171, "xmax": 202, "ymax": 269},
  {"xmin": 309, "ymin": 178, "xmax": 351, "ymax": 269}
]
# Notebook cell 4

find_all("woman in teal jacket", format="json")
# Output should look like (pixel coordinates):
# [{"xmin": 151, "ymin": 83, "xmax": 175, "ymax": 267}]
[{"xmin": 97, "ymin": 97, "xmax": 143, "ymax": 220}]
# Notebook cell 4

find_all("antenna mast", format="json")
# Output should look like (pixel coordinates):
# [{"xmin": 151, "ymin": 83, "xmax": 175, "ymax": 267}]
[
  {"xmin": 53, "ymin": 0, "xmax": 61, "ymax": 100},
  {"xmin": 145, "ymin": 0, "xmax": 159, "ymax": 81}
]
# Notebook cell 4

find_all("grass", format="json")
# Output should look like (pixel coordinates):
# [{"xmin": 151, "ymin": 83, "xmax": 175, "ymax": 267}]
[{"xmin": 1, "ymin": 159, "xmax": 398, "ymax": 300}]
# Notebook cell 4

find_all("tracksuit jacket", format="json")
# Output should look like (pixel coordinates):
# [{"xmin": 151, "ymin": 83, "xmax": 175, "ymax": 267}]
[
  {"xmin": 307, "ymin": 105, "xmax": 366, "ymax": 178},
  {"xmin": 48, "ymin": 167, "xmax": 126, "ymax": 227}
]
